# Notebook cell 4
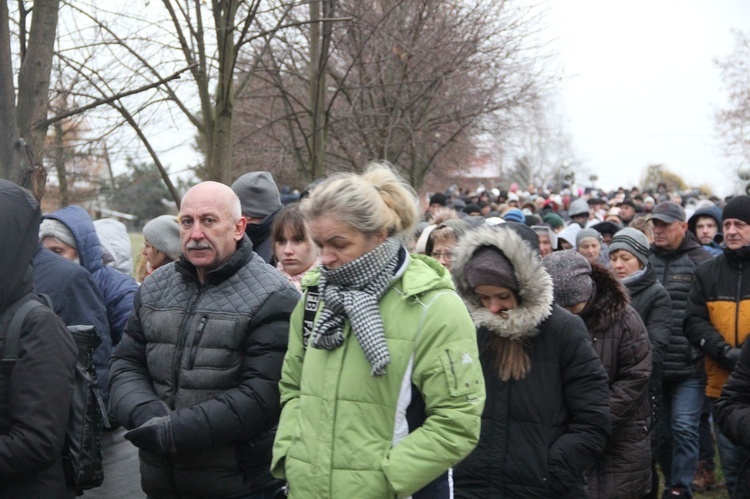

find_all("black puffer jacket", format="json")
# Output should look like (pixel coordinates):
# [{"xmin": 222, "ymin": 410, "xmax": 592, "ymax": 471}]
[
  {"xmin": 452, "ymin": 226, "xmax": 611, "ymax": 499},
  {"xmin": 650, "ymin": 232, "xmax": 711, "ymax": 380},
  {"xmin": 624, "ymin": 264, "xmax": 672, "ymax": 371},
  {"xmin": 0, "ymin": 181, "xmax": 77, "ymax": 498},
  {"xmin": 110, "ymin": 235, "xmax": 299, "ymax": 498},
  {"xmin": 579, "ymin": 264, "xmax": 653, "ymax": 498},
  {"xmin": 623, "ymin": 263, "xmax": 672, "ymax": 457}
]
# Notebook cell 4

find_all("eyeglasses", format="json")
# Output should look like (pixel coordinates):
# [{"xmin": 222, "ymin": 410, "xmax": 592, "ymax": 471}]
[{"xmin": 431, "ymin": 251, "xmax": 453, "ymax": 259}]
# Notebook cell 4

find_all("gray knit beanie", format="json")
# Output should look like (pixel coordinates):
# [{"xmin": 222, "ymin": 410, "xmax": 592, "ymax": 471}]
[
  {"xmin": 543, "ymin": 250, "xmax": 594, "ymax": 307},
  {"xmin": 143, "ymin": 215, "xmax": 182, "ymax": 261},
  {"xmin": 464, "ymin": 246, "xmax": 519, "ymax": 292},
  {"xmin": 576, "ymin": 228, "xmax": 602, "ymax": 248},
  {"xmin": 39, "ymin": 218, "xmax": 77, "ymax": 248},
  {"xmin": 608, "ymin": 228, "xmax": 650, "ymax": 267},
  {"xmin": 231, "ymin": 171, "xmax": 283, "ymax": 219}
]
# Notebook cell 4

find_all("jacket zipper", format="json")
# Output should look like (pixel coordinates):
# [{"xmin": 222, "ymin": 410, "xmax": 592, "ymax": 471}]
[
  {"xmin": 170, "ymin": 286, "xmax": 206, "ymax": 408},
  {"xmin": 736, "ymin": 262, "xmax": 743, "ymax": 347},
  {"xmin": 188, "ymin": 316, "xmax": 208, "ymax": 370}
]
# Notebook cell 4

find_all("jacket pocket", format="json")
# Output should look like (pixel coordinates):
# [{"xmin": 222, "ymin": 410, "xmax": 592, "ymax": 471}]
[{"xmin": 438, "ymin": 340, "xmax": 483, "ymax": 397}]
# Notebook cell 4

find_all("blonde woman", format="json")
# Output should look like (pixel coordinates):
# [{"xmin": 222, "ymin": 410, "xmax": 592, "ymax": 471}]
[{"xmin": 272, "ymin": 163, "xmax": 485, "ymax": 498}]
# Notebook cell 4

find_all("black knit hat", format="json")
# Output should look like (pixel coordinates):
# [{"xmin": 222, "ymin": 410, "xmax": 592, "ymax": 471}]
[
  {"xmin": 429, "ymin": 192, "xmax": 447, "ymax": 207},
  {"xmin": 543, "ymin": 250, "xmax": 594, "ymax": 307},
  {"xmin": 464, "ymin": 246, "xmax": 519, "ymax": 291},
  {"xmin": 723, "ymin": 195, "xmax": 750, "ymax": 225}
]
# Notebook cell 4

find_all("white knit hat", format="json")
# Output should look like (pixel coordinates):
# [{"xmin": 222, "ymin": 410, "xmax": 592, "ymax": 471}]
[
  {"xmin": 143, "ymin": 215, "xmax": 181, "ymax": 260},
  {"xmin": 39, "ymin": 218, "xmax": 77, "ymax": 248}
]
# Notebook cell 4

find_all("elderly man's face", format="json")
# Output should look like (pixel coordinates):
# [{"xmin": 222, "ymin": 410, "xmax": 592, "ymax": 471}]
[
  {"xmin": 652, "ymin": 219, "xmax": 687, "ymax": 251},
  {"xmin": 179, "ymin": 182, "xmax": 246, "ymax": 282}
]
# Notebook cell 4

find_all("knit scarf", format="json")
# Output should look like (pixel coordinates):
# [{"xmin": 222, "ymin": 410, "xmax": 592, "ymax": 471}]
[{"xmin": 311, "ymin": 237, "xmax": 401, "ymax": 376}]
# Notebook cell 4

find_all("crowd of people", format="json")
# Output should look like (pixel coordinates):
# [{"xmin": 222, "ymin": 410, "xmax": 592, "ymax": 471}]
[{"xmin": 2, "ymin": 169, "xmax": 750, "ymax": 499}]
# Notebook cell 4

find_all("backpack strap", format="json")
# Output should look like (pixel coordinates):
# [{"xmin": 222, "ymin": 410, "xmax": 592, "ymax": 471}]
[
  {"xmin": 302, "ymin": 285, "xmax": 320, "ymax": 349},
  {"xmin": 2, "ymin": 299, "xmax": 44, "ymax": 369}
]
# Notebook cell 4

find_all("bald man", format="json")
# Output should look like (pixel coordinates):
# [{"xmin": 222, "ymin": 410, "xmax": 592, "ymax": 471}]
[{"xmin": 109, "ymin": 182, "xmax": 300, "ymax": 498}]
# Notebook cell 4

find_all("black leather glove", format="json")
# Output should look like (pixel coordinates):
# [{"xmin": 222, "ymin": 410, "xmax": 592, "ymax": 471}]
[
  {"xmin": 124, "ymin": 415, "xmax": 176, "ymax": 455},
  {"xmin": 719, "ymin": 345, "xmax": 742, "ymax": 371}
]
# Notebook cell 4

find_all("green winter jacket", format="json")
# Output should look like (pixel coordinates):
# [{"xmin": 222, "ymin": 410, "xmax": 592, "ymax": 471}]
[{"xmin": 272, "ymin": 253, "xmax": 485, "ymax": 498}]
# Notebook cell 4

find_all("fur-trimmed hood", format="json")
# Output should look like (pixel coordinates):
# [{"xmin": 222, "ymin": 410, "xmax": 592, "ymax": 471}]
[
  {"xmin": 579, "ymin": 263, "xmax": 629, "ymax": 333},
  {"xmin": 452, "ymin": 225, "xmax": 553, "ymax": 339}
]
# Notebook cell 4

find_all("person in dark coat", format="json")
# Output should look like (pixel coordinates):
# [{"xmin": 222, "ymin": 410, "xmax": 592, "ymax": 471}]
[
  {"xmin": 231, "ymin": 171, "xmax": 284, "ymax": 263},
  {"xmin": 0, "ymin": 180, "xmax": 77, "ymax": 498},
  {"xmin": 545, "ymin": 250, "xmax": 653, "ymax": 498},
  {"xmin": 609, "ymin": 228, "xmax": 673, "ymax": 499},
  {"xmin": 40, "ymin": 206, "xmax": 138, "ymax": 347},
  {"xmin": 715, "ymin": 341, "xmax": 750, "ymax": 499},
  {"xmin": 32, "ymin": 245, "xmax": 110, "ymax": 400},
  {"xmin": 452, "ymin": 224, "xmax": 611, "ymax": 498},
  {"xmin": 649, "ymin": 201, "xmax": 712, "ymax": 498},
  {"xmin": 110, "ymin": 181, "xmax": 299, "ymax": 498}
]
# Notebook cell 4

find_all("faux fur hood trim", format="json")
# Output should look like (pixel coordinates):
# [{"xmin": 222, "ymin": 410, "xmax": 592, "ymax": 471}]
[
  {"xmin": 579, "ymin": 263, "xmax": 629, "ymax": 333},
  {"xmin": 452, "ymin": 226, "xmax": 553, "ymax": 339}
]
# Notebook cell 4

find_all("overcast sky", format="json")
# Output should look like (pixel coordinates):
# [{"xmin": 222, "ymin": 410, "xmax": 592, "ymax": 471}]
[{"xmin": 544, "ymin": 0, "xmax": 750, "ymax": 197}]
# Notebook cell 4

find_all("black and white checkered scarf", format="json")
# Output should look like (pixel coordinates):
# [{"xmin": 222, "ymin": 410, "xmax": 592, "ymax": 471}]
[{"xmin": 311, "ymin": 237, "xmax": 401, "ymax": 376}]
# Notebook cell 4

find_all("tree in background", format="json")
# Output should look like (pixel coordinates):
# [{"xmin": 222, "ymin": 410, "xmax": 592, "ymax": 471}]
[
  {"xmin": 235, "ymin": 0, "xmax": 551, "ymax": 188},
  {"xmin": 102, "ymin": 159, "xmax": 173, "ymax": 223},
  {"xmin": 0, "ymin": 0, "xmax": 60, "ymax": 197},
  {"xmin": 715, "ymin": 29, "xmax": 750, "ymax": 174}
]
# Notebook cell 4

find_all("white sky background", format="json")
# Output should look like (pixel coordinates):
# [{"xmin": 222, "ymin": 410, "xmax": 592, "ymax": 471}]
[{"xmin": 544, "ymin": 0, "xmax": 750, "ymax": 197}]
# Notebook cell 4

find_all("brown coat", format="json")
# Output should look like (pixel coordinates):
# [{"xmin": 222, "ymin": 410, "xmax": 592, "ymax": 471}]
[{"xmin": 579, "ymin": 264, "xmax": 653, "ymax": 498}]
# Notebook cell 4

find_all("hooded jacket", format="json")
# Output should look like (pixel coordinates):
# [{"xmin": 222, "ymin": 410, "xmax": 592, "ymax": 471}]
[
  {"xmin": 245, "ymin": 208, "xmax": 280, "ymax": 264},
  {"xmin": 110, "ymin": 235, "xmax": 299, "ymax": 498},
  {"xmin": 0, "ymin": 181, "xmax": 77, "ymax": 497},
  {"xmin": 578, "ymin": 264, "xmax": 653, "ymax": 498},
  {"xmin": 43, "ymin": 206, "xmax": 138, "ymax": 347},
  {"xmin": 32, "ymin": 245, "xmax": 112, "ymax": 403},
  {"xmin": 688, "ymin": 204, "xmax": 723, "ymax": 256},
  {"xmin": 272, "ymin": 252, "xmax": 485, "ymax": 498},
  {"xmin": 650, "ymin": 231, "xmax": 712, "ymax": 380},
  {"xmin": 451, "ymin": 226, "xmax": 611, "ymax": 498}
]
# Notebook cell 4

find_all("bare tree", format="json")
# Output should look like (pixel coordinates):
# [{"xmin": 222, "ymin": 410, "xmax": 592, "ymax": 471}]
[
  {"xmin": 234, "ymin": 0, "xmax": 551, "ymax": 189},
  {"xmin": 715, "ymin": 29, "xmax": 750, "ymax": 172},
  {"xmin": 1, "ymin": 0, "xmax": 60, "ymax": 197}
]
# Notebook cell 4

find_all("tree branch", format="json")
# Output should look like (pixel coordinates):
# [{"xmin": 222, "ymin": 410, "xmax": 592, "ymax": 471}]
[{"xmin": 39, "ymin": 63, "xmax": 198, "ymax": 129}]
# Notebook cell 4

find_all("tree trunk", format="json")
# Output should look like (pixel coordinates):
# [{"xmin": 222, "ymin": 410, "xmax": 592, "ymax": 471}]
[
  {"xmin": 16, "ymin": 0, "xmax": 60, "ymax": 187},
  {"xmin": 0, "ymin": 1, "xmax": 21, "ymax": 181}
]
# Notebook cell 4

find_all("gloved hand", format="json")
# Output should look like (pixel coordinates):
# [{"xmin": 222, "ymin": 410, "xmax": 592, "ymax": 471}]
[
  {"xmin": 124, "ymin": 415, "xmax": 176, "ymax": 455},
  {"xmin": 719, "ymin": 345, "xmax": 742, "ymax": 372}
]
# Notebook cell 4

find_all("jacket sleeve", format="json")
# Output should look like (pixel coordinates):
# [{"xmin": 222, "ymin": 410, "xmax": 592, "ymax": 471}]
[
  {"xmin": 547, "ymin": 312, "xmax": 611, "ymax": 492},
  {"xmin": 608, "ymin": 309, "xmax": 652, "ymax": 427},
  {"xmin": 643, "ymin": 284, "xmax": 672, "ymax": 370},
  {"xmin": 271, "ymin": 297, "xmax": 307, "ymax": 479},
  {"xmin": 104, "ymin": 274, "xmax": 138, "ymax": 347},
  {"xmin": 169, "ymin": 286, "xmax": 299, "ymax": 451},
  {"xmin": 684, "ymin": 265, "xmax": 731, "ymax": 359},
  {"xmin": 109, "ymin": 289, "xmax": 169, "ymax": 429},
  {"xmin": 0, "ymin": 308, "xmax": 77, "ymax": 476},
  {"xmin": 53, "ymin": 268, "xmax": 113, "ymax": 404},
  {"xmin": 381, "ymin": 291, "xmax": 485, "ymax": 498},
  {"xmin": 716, "ymin": 341, "xmax": 750, "ymax": 447}
]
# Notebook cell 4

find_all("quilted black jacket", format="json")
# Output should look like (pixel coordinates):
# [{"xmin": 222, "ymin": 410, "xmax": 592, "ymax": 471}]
[{"xmin": 110, "ymin": 235, "xmax": 300, "ymax": 498}]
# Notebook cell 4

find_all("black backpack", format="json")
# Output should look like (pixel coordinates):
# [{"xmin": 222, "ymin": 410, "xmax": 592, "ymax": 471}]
[{"xmin": 1, "ymin": 294, "xmax": 107, "ymax": 493}]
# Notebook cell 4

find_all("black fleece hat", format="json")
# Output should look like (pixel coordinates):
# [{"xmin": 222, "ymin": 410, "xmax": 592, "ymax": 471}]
[{"xmin": 723, "ymin": 195, "xmax": 750, "ymax": 225}]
